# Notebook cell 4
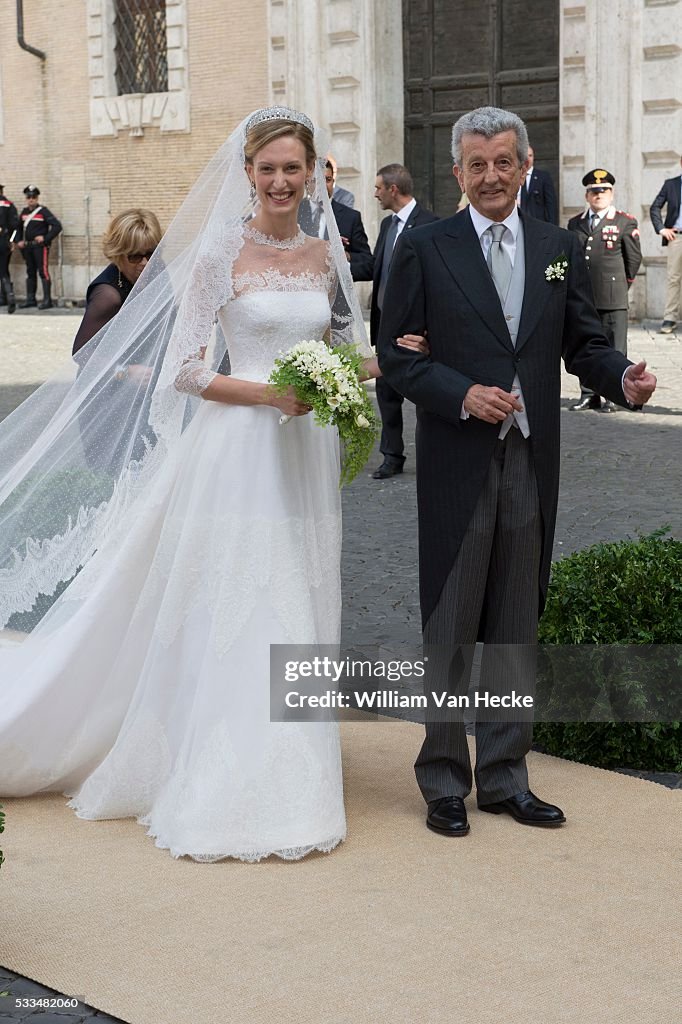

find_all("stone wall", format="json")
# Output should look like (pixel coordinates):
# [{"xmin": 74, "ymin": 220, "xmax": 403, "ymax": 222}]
[
  {"xmin": 0, "ymin": 0, "xmax": 269, "ymax": 300},
  {"xmin": 268, "ymin": 0, "xmax": 404, "ymax": 246},
  {"xmin": 2, "ymin": 0, "xmax": 677, "ymax": 316},
  {"xmin": 561, "ymin": 0, "xmax": 682, "ymax": 318}
]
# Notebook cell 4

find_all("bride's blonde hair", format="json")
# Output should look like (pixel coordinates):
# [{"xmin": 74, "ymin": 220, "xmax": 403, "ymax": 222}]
[{"xmin": 243, "ymin": 120, "xmax": 316, "ymax": 168}]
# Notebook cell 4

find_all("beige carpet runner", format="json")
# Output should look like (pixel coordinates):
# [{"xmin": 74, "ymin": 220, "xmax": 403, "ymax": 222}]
[{"xmin": 1, "ymin": 721, "xmax": 680, "ymax": 1024}]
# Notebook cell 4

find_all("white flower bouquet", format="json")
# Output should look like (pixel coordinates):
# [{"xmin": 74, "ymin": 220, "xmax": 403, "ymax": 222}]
[{"xmin": 268, "ymin": 340, "xmax": 378, "ymax": 486}]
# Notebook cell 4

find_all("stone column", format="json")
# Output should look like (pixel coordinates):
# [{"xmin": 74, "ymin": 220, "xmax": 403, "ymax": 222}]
[
  {"xmin": 267, "ymin": 0, "xmax": 404, "ymax": 244},
  {"xmin": 561, "ymin": 0, "xmax": 682, "ymax": 317}
]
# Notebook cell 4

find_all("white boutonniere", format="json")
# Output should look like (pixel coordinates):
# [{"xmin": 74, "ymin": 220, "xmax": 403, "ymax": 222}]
[{"xmin": 545, "ymin": 253, "xmax": 569, "ymax": 282}]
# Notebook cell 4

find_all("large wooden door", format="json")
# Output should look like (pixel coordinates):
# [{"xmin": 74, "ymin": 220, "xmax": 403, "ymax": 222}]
[{"xmin": 403, "ymin": 0, "xmax": 560, "ymax": 215}]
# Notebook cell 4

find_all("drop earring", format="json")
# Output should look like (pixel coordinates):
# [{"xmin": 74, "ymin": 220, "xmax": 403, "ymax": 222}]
[
  {"xmin": 305, "ymin": 178, "xmax": 314, "ymax": 199},
  {"xmin": 249, "ymin": 180, "xmax": 256, "ymax": 201}
]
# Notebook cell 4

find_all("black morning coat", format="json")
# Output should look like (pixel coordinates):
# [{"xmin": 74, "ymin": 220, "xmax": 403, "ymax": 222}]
[{"xmin": 377, "ymin": 207, "xmax": 634, "ymax": 628}]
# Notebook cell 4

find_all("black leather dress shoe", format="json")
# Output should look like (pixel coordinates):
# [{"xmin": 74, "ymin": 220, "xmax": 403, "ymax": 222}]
[
  {"xmin": 426, "ymin": 796, "xmax": 470, "ymax": 837},
  {"xmin": 570, "ymin": 395, "xmax": 601, "ymax": 411},
  {"xmin": 372, "ymin": 458, "xmax": 404, "ymax": 480},
  {"xmin": 478, "ymin": 790, "xmax": 566, "ymax": 827},
  {"xmin": 600, "ymin": 400, "xmax": 617, "ymax": 413}
]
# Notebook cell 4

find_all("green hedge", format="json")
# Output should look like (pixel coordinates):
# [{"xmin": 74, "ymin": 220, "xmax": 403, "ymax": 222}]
[{"xmin": 534, "ymin": 531, "xmax": 682, "ymax": 771}]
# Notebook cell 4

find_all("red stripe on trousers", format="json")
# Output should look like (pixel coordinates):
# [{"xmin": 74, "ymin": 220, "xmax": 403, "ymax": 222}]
[{"xmin": 42, "ymin": 246, "xmax": 50, "ymax": 282}]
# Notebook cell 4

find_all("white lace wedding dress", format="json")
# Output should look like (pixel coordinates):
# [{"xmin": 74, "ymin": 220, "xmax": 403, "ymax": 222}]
[{"xmin": 0, "ymin": 229, "xmax": 347, "ymax": 862}]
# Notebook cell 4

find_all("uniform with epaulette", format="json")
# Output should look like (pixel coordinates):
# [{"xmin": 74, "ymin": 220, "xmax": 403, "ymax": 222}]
[
  {"xmin": 567, "ymin": 168, "xmax": 642, "ymax": 411},
  {"xmin": 15, "ymin": 185, "xmax": 62, "ymax": 309},
  {"xmin": 0, "ymin": 185, "xmax": 19, "ymax": 314}
]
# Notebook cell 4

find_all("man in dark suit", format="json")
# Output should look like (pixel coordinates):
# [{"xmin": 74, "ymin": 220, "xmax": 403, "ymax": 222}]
[
  {"xmin": 650, "ymin": 156, "xmax": 682, "ymax": 334},
  {"xmin": 330, "ymin": 199, "xmax": 374, "ymax": 282},
  {"xmin": 518, "ymin": 145, "xmax": 558, "ymax": 224},
  {"xmin": 298, "ymin": 163, "xmax": 373, "ymax": 281},
  {"xmin": 568, "ymin": 168, "xmax": 642, "ymax": 411},
  {"xmin": 378, "ymin": 106, "xmax": 656, "ymax": 838},
  {"xmin": 370, "ymin": 164, "xmax": 438, "ymax": 479}
]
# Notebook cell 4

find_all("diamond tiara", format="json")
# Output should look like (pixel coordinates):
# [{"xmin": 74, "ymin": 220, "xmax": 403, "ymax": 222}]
[{"xmin": 245, "ymin": 106, "xmax": 314, "ymax": 135}]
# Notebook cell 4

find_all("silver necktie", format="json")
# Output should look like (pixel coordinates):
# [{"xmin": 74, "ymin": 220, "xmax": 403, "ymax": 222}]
[{"xmin": 487, "ymin": 223, "xmax": 512, "ymax": 304}]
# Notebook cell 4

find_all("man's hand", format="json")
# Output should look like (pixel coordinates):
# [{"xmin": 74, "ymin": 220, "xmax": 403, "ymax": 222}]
[
  {"xmin": 660, "ymin": 228, "xmax": 677, "ymax": 243},
  {"xmin": 17, "ymin": 241, "xmax": 25, "ymax": 249},
  {"xmin": 397, "ymin": 332, "xmax": 430, "ymax": 355},
  {"xmin": 34, "ymin": 235, "xmax": 44, "ymax": 244},
  {"xmin": 463, "ymin": 384, "xmax": 523, "ymax": 423},
  {"xmin": 623, "ymin": 360, "xmax": 657, "ymax": 406}
]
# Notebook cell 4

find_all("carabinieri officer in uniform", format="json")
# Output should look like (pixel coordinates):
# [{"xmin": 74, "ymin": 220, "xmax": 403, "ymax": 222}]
[
  {"xmin": 0, "ymin": 184, "xmax": 19, "ymax": 313},
  {"xmin": 15, "ymin": 185, "xmax": 62, "ymax": 309},
  {"xmin": 567, "ymin": 168, "xmax": 642, "ymax": 411}
]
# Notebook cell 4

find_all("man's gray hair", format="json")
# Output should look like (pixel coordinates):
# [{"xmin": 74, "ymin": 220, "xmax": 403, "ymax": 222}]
[{"xmin": 451, "ymin": 106, "xmax": 529, "ymax": 166}]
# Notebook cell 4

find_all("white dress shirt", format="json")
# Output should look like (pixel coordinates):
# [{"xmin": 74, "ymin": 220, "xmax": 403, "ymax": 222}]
[
  {"xmin": 585, "ymin": 204, "xmax": 614, "ymax": 231},
  {"xmin": 462, "ymin": 205, "xmax": 530, "ymax": 438},
  {"xmin": 392, "ymin": 197, "xmax": 417, "ymax": 245}
]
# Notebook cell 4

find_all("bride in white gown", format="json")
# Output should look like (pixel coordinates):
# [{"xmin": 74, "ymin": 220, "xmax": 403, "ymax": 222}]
[{"xmin": 0, "ymin": 107, "xmax": 422, "ymax": 862}]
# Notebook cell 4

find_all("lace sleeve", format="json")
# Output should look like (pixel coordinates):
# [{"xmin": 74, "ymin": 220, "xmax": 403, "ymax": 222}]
[
  {"xmin": 174, "ymin": 347, "xmax": 218, "ymax": 396},
  {"xmin": 169, "ymin": 229, "xmax": 237, "ymax": 396},
  {"xmin": 326, "ymin": 244, "xmax": 354, "ymax": 347},
  {"xmin": 325, "ymin": 242, "xmax": 339, "ymax": 303}
]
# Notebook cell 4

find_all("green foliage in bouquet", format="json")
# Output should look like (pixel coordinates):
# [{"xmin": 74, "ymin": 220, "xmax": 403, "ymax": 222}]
[
  {"xmin": 534, "ymin": 531, "xmax": 682, "ymax": 771},
  {"xmin": 269, "ymin": 341, "xmax": 378, "ymax": 486}
]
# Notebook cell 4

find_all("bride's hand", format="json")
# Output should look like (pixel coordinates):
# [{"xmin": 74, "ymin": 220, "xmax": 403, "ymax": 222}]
[
  {"xmin": 128, "ymin": 364, "xmax": 154, "ymax": 385},
  {"xmin": 397, "ymin": 332, "xmax": 429, "ymax": 355},
  {"xmin": 360, "ymin": 356, "xmax": 380, "ymax": 380},
  {"xmin": 266, "ymin": 386, "xmax": 312, "ymax": 417}
]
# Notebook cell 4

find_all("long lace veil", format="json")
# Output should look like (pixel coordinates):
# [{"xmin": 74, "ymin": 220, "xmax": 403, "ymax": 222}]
[{"xmin": 0, "ymin": 107, "xmax": 371, "ymax": 635}]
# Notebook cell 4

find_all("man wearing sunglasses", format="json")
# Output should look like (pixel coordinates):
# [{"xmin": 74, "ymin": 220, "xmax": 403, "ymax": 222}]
[{"xmin": 567, "ymin": 168, "xmax": 642, "ymax": 411}]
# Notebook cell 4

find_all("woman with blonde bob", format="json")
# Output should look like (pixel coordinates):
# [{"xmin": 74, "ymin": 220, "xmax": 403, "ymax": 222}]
[{"xmin": 72, "ymin": 208, "xmax": 162, "ymax": 356}]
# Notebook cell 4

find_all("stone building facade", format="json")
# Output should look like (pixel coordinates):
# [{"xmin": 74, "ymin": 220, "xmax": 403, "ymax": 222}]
[
  {"xmin": 0, "ymin": 0, "xmax": 679, "ymax": 315},
  {"xmin": 271, "ymin": 0, "xmax": 681, "ymax": 319},
  {"xmin": 0, "ymin": 0, "xmax": 270, "ymax": 300}
]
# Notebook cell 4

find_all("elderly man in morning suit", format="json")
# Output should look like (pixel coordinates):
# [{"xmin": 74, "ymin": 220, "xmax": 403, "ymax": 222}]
[{"xmin": 378, "ymin": 107, "xmax": 656, "ymax": 838}]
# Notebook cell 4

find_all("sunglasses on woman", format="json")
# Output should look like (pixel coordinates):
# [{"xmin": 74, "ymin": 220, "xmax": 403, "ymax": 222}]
[{"xmin": 126, "ymin": 250, "xmax": 156, "ymax": 264}]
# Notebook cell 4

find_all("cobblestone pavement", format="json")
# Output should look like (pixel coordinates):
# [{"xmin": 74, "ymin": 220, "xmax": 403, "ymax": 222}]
[
  {"xmin": 0, "ymin": 314, "xmax": 680, "ymax": 1019},
  {"xmin": 0, "ymin": 967, "xmax": 119, "ymax": 1023}
]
